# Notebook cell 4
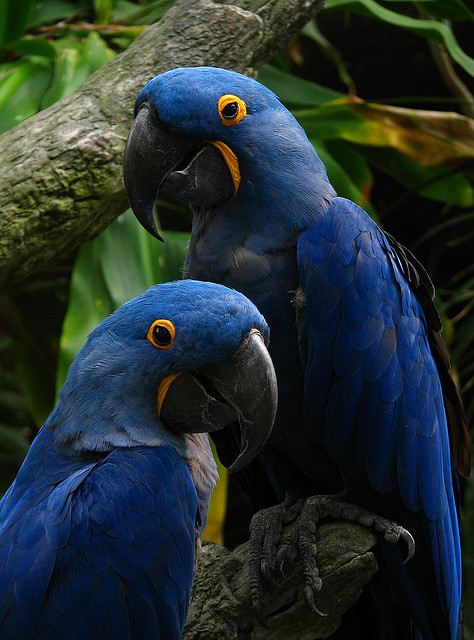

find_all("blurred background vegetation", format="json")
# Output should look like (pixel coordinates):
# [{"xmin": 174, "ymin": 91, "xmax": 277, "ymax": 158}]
[{"xmin": 0, "ymin": 0, "xmax": 473, "ymax": 633}]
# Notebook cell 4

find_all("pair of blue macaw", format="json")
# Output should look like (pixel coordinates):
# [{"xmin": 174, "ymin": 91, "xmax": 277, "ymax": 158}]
[
  {"xmin": 0, "ymin": 280, "xmax": 277, "ymax": 638},
  {"xmin": 123, "ymin": 67, "xmax": 471, "ymax": 639}
]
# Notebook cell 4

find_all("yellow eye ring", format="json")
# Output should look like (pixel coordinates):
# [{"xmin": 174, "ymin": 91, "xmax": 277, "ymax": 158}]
[
  {"xmin": 147, "ymin": 319, "xmax": 175, "ymax": 350},
  {"xmin": 218, "ymin": 95, "xmax": 247, "ymax": 126}
]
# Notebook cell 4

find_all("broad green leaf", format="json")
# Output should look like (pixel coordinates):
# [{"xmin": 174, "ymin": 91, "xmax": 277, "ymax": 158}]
[
  {"xmin": 3, "ymin": 35, "xmax": 56, "ymax": 58},
  {"xmin": 258, "ymin": 64, "xmax": 343, "ymax": 106},
  {"xmin": 311, "ymin": 139, "xmax": 378, "ymax": 219},
  {"xmin": 112, "ymin": 0, "xmax": 174, "ymax": 25},
  {"xmin": 56, "ymin": 241, "xmax": 114, "ymax": 393},
  {"xmin": 324, "ymin": 140, "xmax": 374, "ymax": 201},
  {"xmin": 0, "ymin": 58, "xmax": 52, "ymax": 133},
  {"xmin": 27, "ymin": 0, "xmax": 80, "ymax": 29},
  {"xmin": 324, "ymin": 0, "xmax": 474, "ymax": 77},
  {"xmin": 294, "ymin": 99, "xmax": 474, "ymax": 170},
  {"xmin": 0, "ymin": 2, "xmax": 6, "ymax": 48},
  {"xmin": 358, "ymin": 146, "xmax": 474, "ymax": 207},
  {"xmin": 41, "ymin": 32, "xmax": 115, "ymax": 109},
  {"xmin": 414, "ymin": 0, "xmax": 474, "ymax": 22},
  {"xmin": 97, "ymin": 209, "xmax": 188, "ymax": 308},
  {"xmin": 0, "ymin": 0, "xmax": 34, "ymax": 47},
  {"xmin": 94, "ymin": 0, "xmax": 113, "ymax": 25},
  {"xmin": 57, "ymin": 210, "xmax": 189, "ymax": 391}
]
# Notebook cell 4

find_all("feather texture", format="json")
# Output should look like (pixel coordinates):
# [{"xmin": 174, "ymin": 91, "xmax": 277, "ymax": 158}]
[
  {"xmin": 127, "ymin": 67, "xmax": 471, "ymax": 640},
  {"xmin": 0, "ymin": 280, "xmax": 272, "ymax": 639}
]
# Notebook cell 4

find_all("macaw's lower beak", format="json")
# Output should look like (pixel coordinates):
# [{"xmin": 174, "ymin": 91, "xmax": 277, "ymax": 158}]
[
  {"xmin": 159, "ymin": 329, "xmax": 277, "ymax": 473},
  {"xmin": 123, "ymin": 103, "xmax": 235, "ymax": 241}
]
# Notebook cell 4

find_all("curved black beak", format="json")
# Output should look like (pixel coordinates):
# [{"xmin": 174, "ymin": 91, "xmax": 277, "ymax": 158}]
[
  {"xmin": 123, "ymin": 104, "xmax": 235, "ymax": 240},
  {"xmin": 159, "ymin": 329, "xmax": 277, "ymax": 473}
]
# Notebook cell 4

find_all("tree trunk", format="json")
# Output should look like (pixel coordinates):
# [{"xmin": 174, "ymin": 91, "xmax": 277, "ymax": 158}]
[
  {"xmin": 0, "ymin": 0, "xmax": 324, "ymax": 291},
  {"xmin": 184, "ymin": 521, "xmax": 378, "ymax": 640}
]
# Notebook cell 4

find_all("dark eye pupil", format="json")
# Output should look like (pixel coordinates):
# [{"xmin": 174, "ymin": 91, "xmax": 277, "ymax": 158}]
[
  {"xmin": 153, "ymin": 325, "xmax": 172, "ymax": 346},
  {"xmin": 222, "ymin": 102, "xmax": 239, "ymax": 119}
]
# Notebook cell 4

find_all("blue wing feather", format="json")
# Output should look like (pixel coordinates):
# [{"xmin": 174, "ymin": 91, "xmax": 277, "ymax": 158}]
[
  {"xmin": 0, "ymin": 428, "xmax": 197, "ymax": 639},
  {"xmin": 298, "ymin": 196, "xmax": 461, "ymax": 639}
]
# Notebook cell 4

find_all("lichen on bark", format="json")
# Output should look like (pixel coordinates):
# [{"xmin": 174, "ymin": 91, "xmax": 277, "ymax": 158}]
[{"xmin": 0, "ymin": 0, "xmax": 324, "ymax": 291}]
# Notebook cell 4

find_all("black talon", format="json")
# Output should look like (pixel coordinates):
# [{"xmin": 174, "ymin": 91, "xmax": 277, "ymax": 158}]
[
  {"xmin": 261, "ymin": 561, "xmax": 276, "ymax": 585},
  {"xmin": 275, "ymin": 545, "xmax": 288, "ymax": 574},
  {"xmin": 254, "ymin": 602, "xmax": 272, "ymax": 629},
  {"xmin": 401, "ymin": 529, "xmax": 416, "ymax": 563},
  {"xmin": 304, "ymin": 585, "xmax": 327, "ymax": 617}
]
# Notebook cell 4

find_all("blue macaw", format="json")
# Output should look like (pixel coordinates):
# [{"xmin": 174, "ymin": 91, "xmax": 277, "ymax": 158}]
[
  {"xmin": 0, "ymin": 279, "xmax": 277, "ymax": 639},
  {"xmin": 123, "ymin": 67, "xmax": 472, "ymax": 640}
]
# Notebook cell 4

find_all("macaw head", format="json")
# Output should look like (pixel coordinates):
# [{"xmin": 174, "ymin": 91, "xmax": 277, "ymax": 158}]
[
  {"xmin": 123, "ymin": 67, "xmax": 335, "ymax": 247},
  {"xmin": 47, "ymin": 280, "xmax": 277, "ymax": 473}
]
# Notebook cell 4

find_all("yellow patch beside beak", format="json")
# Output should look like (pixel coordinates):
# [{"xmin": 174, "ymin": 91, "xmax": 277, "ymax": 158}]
[
  {"xmin": 157, "ymin": 373, "xmax": 181, "ymax": 416},
  {"xmin": 209, "ymin": 141, "xmax": 241, "ymax": 195}
]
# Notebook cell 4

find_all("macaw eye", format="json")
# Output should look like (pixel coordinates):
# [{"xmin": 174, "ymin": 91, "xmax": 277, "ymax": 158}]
[
  {"xmin": 218, "ymin": 94, "xmax": 247, "ymax": 126},
  {"xmin": 147, "ymin": 319, "xmax": 175, "ymax": 349},
  {"xmin": 222, "ymin": 102, "xmax": 239, "ymax": 119}
]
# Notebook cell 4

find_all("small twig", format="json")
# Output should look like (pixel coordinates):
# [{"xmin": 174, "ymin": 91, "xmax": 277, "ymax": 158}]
[
  {"xmin": 416, "ymin": 9, "xmax": 474, "ymax": 119},
  {"xmin": 428, "ymin": 39, "xmax": 474, "ymax": 119},
  {"xmin": 37, "ymin": 21, "xmax": 146, "ymax": 37}
]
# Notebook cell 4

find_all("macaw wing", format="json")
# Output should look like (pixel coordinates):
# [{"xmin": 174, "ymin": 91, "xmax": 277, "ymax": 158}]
[
  {"xmin": 297, "ymin": 197, "xmax": 463, "ymax": 639},
  {"xmin": 0, "ymin": 429, "xmax": 100, "ymax": 639},
  {"xmin": 0, "ymin": 430, "xmax": 197, "ymax": 640}
]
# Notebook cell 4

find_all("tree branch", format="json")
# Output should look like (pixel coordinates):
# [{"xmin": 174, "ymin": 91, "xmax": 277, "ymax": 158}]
[
  {"xmin": 0, "ymin": 0, "xmax": 324, "ymax": 291},
  {"xmin": 184, "ymin": 521, "xmax": 378, "ymax": 639}
]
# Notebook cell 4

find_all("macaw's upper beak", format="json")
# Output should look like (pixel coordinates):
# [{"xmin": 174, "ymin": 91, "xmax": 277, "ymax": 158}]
[
  {"xmin": 123, "ymin": 103, "xmax": 236, "ymax": 240},
  {"xmin": 159, "ymin": 328, "xmax": 277, "ymax": 473}
]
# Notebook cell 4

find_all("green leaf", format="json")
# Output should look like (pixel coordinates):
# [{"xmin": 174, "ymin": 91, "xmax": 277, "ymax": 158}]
[
  {"xmin": 3, "ymin": 35, "xmax": 56, "ymax": 58},
  {"xmin": 301, "ymin": 21, "xmax": 354, "ymax": 91},
  {"xmin": 0, "ymin": 2, "xmax": 6, "ymax": 48},
  {"xmin": 56, "ymin": 241, "xmax": 114, "ymax": 393},
  {"xmin": 112, "ymin": 0, "xmax": 174, "ymax": 26},
  {"xmin": 56, "ymin": 210, "xmax": 189, "ymax": 392},
  {"xmin": 27, "ymin": 0, "xmax": 81, "ymax": 29},
  {"xmin": 293, "ymin": 99, "xmax": 474, "ymax": 172},
  {"xmin": 358, "ymin": 146, "xmax": 474, "ymax": 207},
  {"xmin": 312, "ymin": 139, "xmax": 378, "ymax": 220},
  {"xmin": 202, "ymin": 441, "xmax": 228, "ymax": 544},
  {"xmin": 258, "ymin": 63, "xmax": 343, "ymax": 106},
  {"xmin": 414, "ymin": 0, "xmax": 474, "ymax": 22},
  {"xmin": 0, "ymin": 0, "xmax": 34, "ymax": 47},
  {"xmin": 41, "ymin": 32, "xmax": 115, "ymax": 109},
  {"xmin": 0, "ymin": 58, "xmax": 52, "ymax": 134},
  {"xmin": 324, "ymin": 0, "xmax": 474, "ymax": 77},
  {"xmin": 97, "ymin": 209, "xmax": 188, "ymax": 308},
  {"xmin": 324, "ymin": 140, "xmax": 374, "ymax": 197},
  {"xmin": 94, "ymin": 0, "xmax": 113, "ymax": 24}
]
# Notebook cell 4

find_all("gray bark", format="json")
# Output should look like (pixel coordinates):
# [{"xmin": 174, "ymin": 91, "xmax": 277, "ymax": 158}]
[
  {"xmin": 184, "ymin": 521, "xmax": 378, "ymax": 640},
  {"xmin": 0, "ymin": 0, "xmax": 325, "ymax": 291}
]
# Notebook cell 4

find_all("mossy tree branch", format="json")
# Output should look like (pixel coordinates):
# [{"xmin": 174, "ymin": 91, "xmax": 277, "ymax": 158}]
[
  {"xmin": 0, "ymin": 0, "xmax": 324, "ymax": 291},
  {"xmin": 184, "ymin": 521, "xmax": 378, "ymax": 640}
]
